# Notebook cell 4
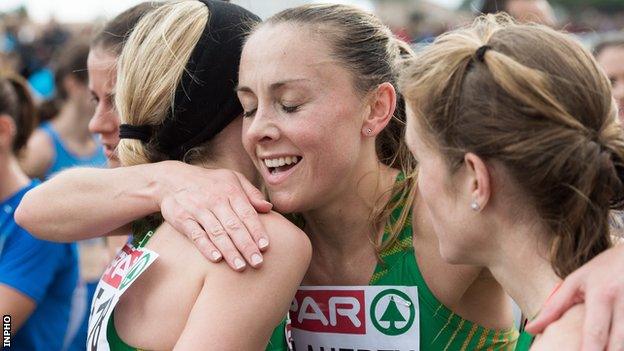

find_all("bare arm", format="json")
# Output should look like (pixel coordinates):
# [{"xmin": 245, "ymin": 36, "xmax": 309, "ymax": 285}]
[
  {"xmin": 16, "ymin": 164, "xmax": 159, "ymax": 241},
  {"xmin": 15, "ymin": 161, "xmax": 274, "ymax": 270},
  {"xmin": 0, "ymin": 285, "xmax": 36, "ymax": 332},
  {"xmin": 173, "ymin": 213, "xmax": 311, "ymax": 350}
]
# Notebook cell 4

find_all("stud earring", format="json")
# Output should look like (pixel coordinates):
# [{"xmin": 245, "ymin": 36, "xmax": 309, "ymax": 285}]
[
  {"xmin": 470, "ymin": 200, "xmax": 480, "ymax": 211},
  {"xmin": 365, "ymin": 128, "xmax": 373, "ymax": 135}
]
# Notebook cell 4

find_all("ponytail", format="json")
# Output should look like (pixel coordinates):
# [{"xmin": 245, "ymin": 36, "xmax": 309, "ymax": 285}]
[{"xmin": 0, "ymin": 74, "xmax": 38, "ymax": 154}]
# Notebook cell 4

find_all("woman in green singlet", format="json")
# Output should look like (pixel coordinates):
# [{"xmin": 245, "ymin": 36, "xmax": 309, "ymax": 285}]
[{"xmin": 400, "ymin": 14, "xmax": 623, "ymax": 350}]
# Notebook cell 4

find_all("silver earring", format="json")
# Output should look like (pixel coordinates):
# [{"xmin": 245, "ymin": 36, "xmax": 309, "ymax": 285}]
[
  {"xmin": 366, "ymin": 128, "xmax": 373, "ymax": 135},
  {"xmin": 470, "ymin": 200, "xmax": 480, "ymax": 211}
]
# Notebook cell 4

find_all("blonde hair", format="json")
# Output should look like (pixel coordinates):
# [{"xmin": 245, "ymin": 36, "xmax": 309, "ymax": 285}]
[
  {"xmin": 116, "ymin": 0, "xmax": 208, "ymax": 166},
  {"xmin": 401, "ymin": 14, "xmax": 623, "ymax": 277},
  {"xmin": 263, "ymin": 4, "xmax": 418, "ymax": 255}
]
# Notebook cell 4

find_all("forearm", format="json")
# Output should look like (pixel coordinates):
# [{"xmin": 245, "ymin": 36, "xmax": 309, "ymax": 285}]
[{"xmin": 15, "ymin": 164, "xmax": 163, "ymax": 242}]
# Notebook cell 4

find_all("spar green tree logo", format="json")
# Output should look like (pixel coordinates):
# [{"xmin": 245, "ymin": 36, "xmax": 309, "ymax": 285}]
[{"xmin": 370, "ymin": 289, "xmax": 415, "ymax": 336}]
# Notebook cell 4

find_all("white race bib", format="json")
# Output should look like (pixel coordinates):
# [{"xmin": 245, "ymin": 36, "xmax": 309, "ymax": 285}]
[
  {"xmin": 86, "ymin": 243, "xmax": 159, "ymax": 351},
  {"xmin": 290, "ymin": 286, "xmax": 419, "ymax": 351}
]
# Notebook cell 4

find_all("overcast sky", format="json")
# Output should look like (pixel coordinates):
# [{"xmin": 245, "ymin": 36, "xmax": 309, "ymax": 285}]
[{"xmin": 1, "ymin": 0, "xmax": 462, "ymax": 23}]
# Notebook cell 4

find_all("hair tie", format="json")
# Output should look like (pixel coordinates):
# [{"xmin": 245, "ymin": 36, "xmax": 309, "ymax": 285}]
[
  {"xmin": 119, "ymin": 124, "xmax": 152, "ymax": 143},
  {"xmin": 475, "ymin": 45, "xmax": 492, "ymax": 62}
]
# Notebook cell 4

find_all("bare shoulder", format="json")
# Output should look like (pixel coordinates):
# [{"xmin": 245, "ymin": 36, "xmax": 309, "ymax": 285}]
[
  {"xmin": 531, "ymin": 304, "xmax": 584, "ymax": 351},
  {"xmin": 259, "ymin": 211, "xmax": 312, "ymax": 269},
  {"xmin": 25, "ymin": 129, "xmax": 54, "ymax": 154},
  {"xmin": 20, "ymin": 129, "xmax": 54, "ymax": 178}
]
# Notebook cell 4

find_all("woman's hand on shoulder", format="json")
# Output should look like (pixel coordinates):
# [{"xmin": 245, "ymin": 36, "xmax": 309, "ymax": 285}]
[
  {"xmin": 526, "ymin": 244, "xmax": 624, "ymax": 351},
  {"xmin": 530, "ymin": 304, "xmax": 584, "ymax": 351},
  {"xmin": 153, "ymin": 161, "xmax": 274, "ymax": 271}
]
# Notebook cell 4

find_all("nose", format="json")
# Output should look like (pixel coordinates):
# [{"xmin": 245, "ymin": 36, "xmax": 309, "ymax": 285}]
[
  {"xmin": 88, "ymin": 103, "xmax": 120, "ymax": 140},
  {"xmin": 244, "ymin": 105, "xmax": 280, "ymax": 144}
]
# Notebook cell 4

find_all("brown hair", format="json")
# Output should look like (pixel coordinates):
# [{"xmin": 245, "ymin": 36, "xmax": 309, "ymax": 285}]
[
  {"xmin": 54, "ymin": 41, "xmax": 90, "ymax": 100},
  {"xmin": 0, "ymin": 74, "xmax": 38, "ymax": 154},
  {"xmin": 594, "ymin": 37, "xmax": 624, "ymax": 58},
  {"xmin": 91, "ymin": 2, "xmax": 162, "ymax": 56},
  {"xmin": 262, "ymin": 4, "xmax": 418, "ymax": 254},
  {"xmin": 401, "ymin": 14, "xmax": 622, "ymax": 277},
  {"xmin": 479, "ymin": 0, "xmax": 510, "ymax": 14}
]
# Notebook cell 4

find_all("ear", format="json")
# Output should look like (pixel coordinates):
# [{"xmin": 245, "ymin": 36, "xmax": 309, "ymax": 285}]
[
  {"xmin": 362, "ymin": 82, "xmax": 396, "ymax": 137},
  {"xmin": 0, "ymin": 114, "xmax": 16, "ymax": 151},
  {"xmin": 463, "ymin": 152, "xmax": 491, "ymax": 211}
]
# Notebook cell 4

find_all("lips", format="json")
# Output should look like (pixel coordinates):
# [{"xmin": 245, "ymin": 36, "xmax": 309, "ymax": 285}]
[{"xmin": 258, "ymin": 154, "xmax": 303, "ymax": 185}]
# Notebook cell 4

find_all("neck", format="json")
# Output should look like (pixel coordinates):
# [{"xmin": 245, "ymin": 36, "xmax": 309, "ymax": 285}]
[
  {"xmin": 302, "ymin": 159, "xmax": 399, "ymax": 258},
  {"xmin": 53, "ymin": 101, "xmax": 93, "ymax": 142},
  {"xmin": 488, "ymin": 221, "xmax": 562, "ymax": 319},
  {"xmin": 0, "ymin": 153, "xmax": 31, "ymax": 201}
]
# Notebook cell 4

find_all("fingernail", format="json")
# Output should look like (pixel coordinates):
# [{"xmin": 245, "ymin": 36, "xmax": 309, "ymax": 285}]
[
  {"xmin": 211, "ymin": 251, "xmax": 222, "ymax": 261},
  {"xmin": 234, "ymin": 257, "xmax": 245, "ymax": 270},
  {"xmin": 258, "ymin": 238, "xmax": 269, "ymax": 249},
  {"xmin": 251, "ymin": 253, "xmax": 263, "ymax": 266}
]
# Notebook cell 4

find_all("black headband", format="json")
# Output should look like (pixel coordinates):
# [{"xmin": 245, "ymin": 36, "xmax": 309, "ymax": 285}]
[
  {"xmin": 120, "ymin": 0, "xmax": 260, "ymax": 160},
  {"xmin": 119, "ymin": 124, "xmax": 151, "ymax": 143}
]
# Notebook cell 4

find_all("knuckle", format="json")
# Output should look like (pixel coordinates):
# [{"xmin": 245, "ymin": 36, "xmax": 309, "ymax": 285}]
[
  {"xmin": 223, "ymin": 218, "xmax": 241, "ymax": 231},
  {"xmin": 209, "ymin": 225, "xmax": 227, "ymax": 238},
  {"xmin": 601, "ymin": 285, "xmax": 620, "ymax": 301},
  {"xmin": 239, "ymin": 208, "xmax": 257, "ymax": 220}
]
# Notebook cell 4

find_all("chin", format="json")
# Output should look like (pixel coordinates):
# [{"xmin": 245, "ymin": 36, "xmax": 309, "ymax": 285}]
[{"xmin": 269, "ymin": 192, "xmax": 303, "ymax": 214}]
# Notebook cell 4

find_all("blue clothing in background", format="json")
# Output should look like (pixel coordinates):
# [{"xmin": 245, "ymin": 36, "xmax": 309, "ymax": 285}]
[
  {"xmin": 39, "ymin": 122, "xmax": 107, "ymax": 351},
  {"xmin": 0, "ymin": 181, "xmax": 79, "ymax": 351},
  {"xmin": 39, "ymin": 122, "xmax": 107, "ymax": 179},
  {"xmin": 27, "ymin": 68, "xmax": 55, "ymax": 100}
]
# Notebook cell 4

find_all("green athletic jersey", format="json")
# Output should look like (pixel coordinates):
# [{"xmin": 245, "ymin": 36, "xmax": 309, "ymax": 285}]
[
  {"xmin": 368, "ymin": 182, "xmax": 519, "ymax": 350},
  {"xmin": 514, "ymin": 331, "xmax": 534, "ymax": 351}
]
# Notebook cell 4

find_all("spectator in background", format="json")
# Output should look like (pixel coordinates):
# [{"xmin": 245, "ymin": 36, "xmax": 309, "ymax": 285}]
[
  {"xmin": 19, "ymin": 41, "xmax": 107, "ymax": 351},
  {"xmin": 0, "ymin": 74, "xmax": 79, "ymax": 351},
  {"xmin": 20, "ymin": 41, "xmax": 104, "ymax": 179},
  {"xmin": 479, "ymin": 0, "xmax": 556, "ymax": 26},
  {"xmin": 595, "ymin": 38, "xmax": 624, "ymax": 123}
]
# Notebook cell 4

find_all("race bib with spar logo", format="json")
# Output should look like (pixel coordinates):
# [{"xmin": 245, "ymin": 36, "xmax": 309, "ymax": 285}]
[
  {"xmin": 290, "ymin": 286, "xmax": 419, "ymax": 351},
  {"xmin": 86, "ymin": 242, "xmax": 159, "ymax": 351}
]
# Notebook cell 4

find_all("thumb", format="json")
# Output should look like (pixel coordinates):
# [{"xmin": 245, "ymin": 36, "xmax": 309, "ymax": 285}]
[
  {"xmin": 525, "ymin": 277, "xmax": 583, "ymax": 334},
  {"xmin": 234, "ymin": 172, "xmax": 272, "ymax": 213}
]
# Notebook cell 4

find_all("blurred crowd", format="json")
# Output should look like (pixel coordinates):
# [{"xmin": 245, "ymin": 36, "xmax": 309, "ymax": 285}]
[{"xmin": 0, "ymin": 0, "xmax": 623, "ymax": 350}]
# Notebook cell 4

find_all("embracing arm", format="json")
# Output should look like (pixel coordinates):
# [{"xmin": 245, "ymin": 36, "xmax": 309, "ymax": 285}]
[
  {"xmin": 15, "ymin": 160, "xmax": 274, "ymax": 270},
  {"xmin": 15, "ymin": 164, "xmax": 159, "ymax": 241},
  {"xmin": 173, "ymin": 213, "xmax": 312, "ymax": 351}
]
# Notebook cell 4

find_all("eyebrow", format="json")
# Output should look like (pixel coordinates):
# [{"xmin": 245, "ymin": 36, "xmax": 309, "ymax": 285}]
[{"xmin": 236, "ymin": 78, "xmax": 311, "ymax": 94}]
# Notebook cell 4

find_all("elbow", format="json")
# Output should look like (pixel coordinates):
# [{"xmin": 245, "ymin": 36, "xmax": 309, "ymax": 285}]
[
  {"xmin": 14, "ymin": 193, "xmax": 32, "ymax": 229},
  {"xmin": 15, "ymin": 190, "xmax": 51, "ymax": 240}
]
